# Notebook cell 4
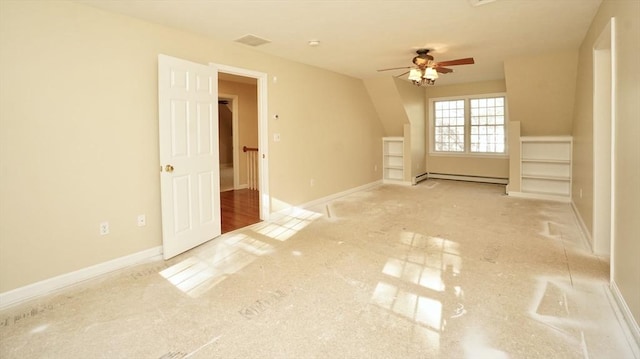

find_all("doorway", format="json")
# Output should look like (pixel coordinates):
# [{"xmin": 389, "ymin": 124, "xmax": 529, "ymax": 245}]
[
  {"xmin": 592, "ymin": 18, "xmax": 615, "ymax": 277},
  {"xmin": 216, "ymin": 69, "xmax": 266, "ymax": 233}
]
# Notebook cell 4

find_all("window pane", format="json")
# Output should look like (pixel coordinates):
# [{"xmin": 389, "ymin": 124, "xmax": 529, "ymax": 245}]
[
  {"xmin": 433, "ymin": 99, "xmax": 465, "ymax": 152},
  {"xmin": 469, "ymin": 96, "xmax": 506, "ymax": 153}
]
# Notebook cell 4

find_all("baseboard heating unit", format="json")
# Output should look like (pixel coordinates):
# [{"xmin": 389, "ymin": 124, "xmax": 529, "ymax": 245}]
[
  {"xmin": 412, "ymin": 172, "xmax": 429, "ymax": 185},
  {"xmin": 426, "ymin": 173, "xmax": 508, "ymax": 185}
]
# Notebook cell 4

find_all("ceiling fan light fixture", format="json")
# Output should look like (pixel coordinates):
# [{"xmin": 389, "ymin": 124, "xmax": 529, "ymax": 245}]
[
  {"xmin": 424, "ymin": 67, "xmax": 439, "ymax": 80},
  {"xmin": 408, "ymin": 68, "xmax": 422, "ymax": 82},
  {"xmin": 408, "ymin": 68, "xmax": 436, "ymax": 86}
]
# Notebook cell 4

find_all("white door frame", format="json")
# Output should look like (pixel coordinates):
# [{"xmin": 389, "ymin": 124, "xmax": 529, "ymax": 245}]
[
  {"xmin": 592, "ymin": 18, "xmax": 616, "ymax": 279},
  {"xmin": 219, "ymin": 93, "xmax": 240, "ymax": 189},
  {"xmin": 213, "ymin": 63, "xmax": 270, "ymax": 220}
]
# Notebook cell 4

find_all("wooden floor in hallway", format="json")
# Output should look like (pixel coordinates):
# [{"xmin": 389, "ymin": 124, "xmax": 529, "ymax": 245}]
[{"xmin": 220, "ymin": 189, "xmax": 260, "ymax": 233}]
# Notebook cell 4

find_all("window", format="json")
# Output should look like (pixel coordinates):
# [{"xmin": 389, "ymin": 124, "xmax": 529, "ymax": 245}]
[
  {"xmin": 434, "ymin": 100, "xmax": 465, "ymax": 152},
  {"xmin": 431, "ymin": 94, "xmax": 507, "ymax": 155}
]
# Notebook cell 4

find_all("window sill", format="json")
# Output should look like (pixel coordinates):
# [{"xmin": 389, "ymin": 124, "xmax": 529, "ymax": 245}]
[{"xmin": 428, "ymin": 152, "xmax": 509, "ymax": 159}]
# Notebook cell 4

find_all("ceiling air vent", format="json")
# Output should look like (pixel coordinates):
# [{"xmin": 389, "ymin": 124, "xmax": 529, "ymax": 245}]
[{"xmin": 234, "ymin": 34, "xmax": 271, "ymax": 47}]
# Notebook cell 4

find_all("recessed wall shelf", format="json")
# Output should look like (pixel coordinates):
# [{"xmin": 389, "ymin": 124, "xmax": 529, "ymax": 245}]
[
  {"xmin": 512, "ymin": 136, "xmax": 573, "ymax": 201},
  {"xmin": 382, "ymin": 137, "xmax": 407, "ymax": 185}
]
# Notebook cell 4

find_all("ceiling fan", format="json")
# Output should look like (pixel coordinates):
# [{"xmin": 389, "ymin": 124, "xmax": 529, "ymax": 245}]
[{"xmin": 378, "ymin": 49, "xmax": 475, "ymax": 85}]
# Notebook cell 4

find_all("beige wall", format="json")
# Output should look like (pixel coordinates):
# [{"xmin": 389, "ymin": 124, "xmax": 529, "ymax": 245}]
[
  {"xmin": 504, "ymin": 51, "xmax": 578, "ymax": 136},
  {"xmin": 0, "ymin": 1, "xmax": 384, "ymax": 292},
  {"xmin": 218, "ymin": 104, "xmax": 233, "ymax": 165},
  {"xmin": 425, "ymin": 80, "xmax": 509, "ymax": 178},
  {"xmin": 505, "ymin": 121, "xmax": 522, "ymax": 193},
  {"xmin": 394, "ymin": 79, "xmax": 426, "ymax": 179},
  {"xmin": 363, "ymin": 77, "xmax": 408, "ymax": 136},
  {"xmin": 571, "ymin": 0, "xmax": 640, "ymax": 329},
  {"xmin": 218, "ymin": 80, "xmax": 258, "ymax": 186}
]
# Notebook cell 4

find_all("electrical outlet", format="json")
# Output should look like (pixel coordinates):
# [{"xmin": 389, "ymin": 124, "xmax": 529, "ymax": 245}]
[
  {"xmin": 310, "ymin": 179, "xmax": 315, "ymax": 187},
  {"xmin": 374, "ymin": 164, "xmax": 378, "ymax": 171},
  {"xmin": 137, "ymin": 214, "xmax": 146, "ymax": 227},
  {"xmin": 99, "ymin": 222, "xmax": 109, "ymax": 235}
]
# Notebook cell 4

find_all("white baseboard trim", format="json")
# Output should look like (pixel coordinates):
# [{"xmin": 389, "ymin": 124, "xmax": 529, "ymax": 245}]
[
  {"xmin": 382, "ymin": 179, "xmax": 413, "ymax": 186},
  {"xmin": 507, "ymin": 191, "xmax": 571, "ymax": 203},
  {"xmin": 428, "ymin": 173, "xmax": 508, "ymax": 185},
  {"xmin": 270, "ymin": 180, "xmax": 383, "ymax": 220},
  {"xmin": 571, "ymin": 200, "xmax": 594, "ymax": 252},
  {"xmin": 300, "ymin": 180, "xmax": 383, "ymax": 210},
  {"xmin": 0, "ymin": 246, "xmax": 163, "ymax": 310},
  {"xmin": 610, "ymin": 281, "xmax": 640, "ymax": 357}
]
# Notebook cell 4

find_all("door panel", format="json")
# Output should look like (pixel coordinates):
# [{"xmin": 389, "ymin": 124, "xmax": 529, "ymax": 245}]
[{"xmin": 159, "ymin": 54, "xmax": 220, "ymax": 259}]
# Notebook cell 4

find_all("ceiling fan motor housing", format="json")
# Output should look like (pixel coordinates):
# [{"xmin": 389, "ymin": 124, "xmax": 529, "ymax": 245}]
[{"xmin": 413, "ymin": 49, "xmax": 434, "ymax": 68}]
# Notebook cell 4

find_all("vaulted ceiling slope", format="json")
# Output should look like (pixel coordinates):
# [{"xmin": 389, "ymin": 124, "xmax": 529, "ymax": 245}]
[{"xmin": 78, "ymin": 0, "xmax": 602, "ymax": 85}]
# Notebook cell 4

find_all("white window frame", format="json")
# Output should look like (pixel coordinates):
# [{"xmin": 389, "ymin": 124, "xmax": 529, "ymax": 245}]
[{"xmin": 429, "ymin": 92, "xmax": 508, "ymax": 158}]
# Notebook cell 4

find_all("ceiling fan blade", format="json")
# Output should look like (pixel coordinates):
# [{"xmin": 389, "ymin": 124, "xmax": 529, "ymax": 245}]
[
  {"xmin": 436, "ymin": 57, "xmax": 475, "ymax": 67},
  {"xmin": 377, "ymin": 66, "xmax": 412, "ymax": 72},
  {"xmin": 394, "ymin": 71, "xmax": 410, "ymax": 78},
  {"xmin": 436, "ymin": 67, "xmax": 454, "ymax": 74}
]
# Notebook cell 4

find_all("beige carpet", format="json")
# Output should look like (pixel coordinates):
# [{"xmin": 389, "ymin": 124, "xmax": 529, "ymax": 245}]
[{"xmin": 0, "ymin": 180, "xmax": 637, "ymax": 358}]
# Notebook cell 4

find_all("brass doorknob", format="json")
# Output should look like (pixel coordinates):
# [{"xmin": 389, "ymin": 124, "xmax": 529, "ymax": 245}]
[{"xmin": 164, "ymin": 164, "xmax": 174, "ymax": 173}]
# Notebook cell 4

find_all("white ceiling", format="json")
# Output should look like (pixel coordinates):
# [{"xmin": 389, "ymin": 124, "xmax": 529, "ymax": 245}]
[{"xmin": 78, "ymin": 0, "xmax": 602, "ymax": 86}]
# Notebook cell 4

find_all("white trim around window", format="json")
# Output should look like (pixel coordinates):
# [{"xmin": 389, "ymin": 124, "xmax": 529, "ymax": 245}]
[{"xmin": 429, "ymin": 92, "xmax": 509, "ymax": 158}]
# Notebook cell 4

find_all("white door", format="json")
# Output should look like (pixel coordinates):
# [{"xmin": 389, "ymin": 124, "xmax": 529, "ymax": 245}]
[{"xmin": 158, "ymin": 54, "xmax": 220, "ymax": 259}]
